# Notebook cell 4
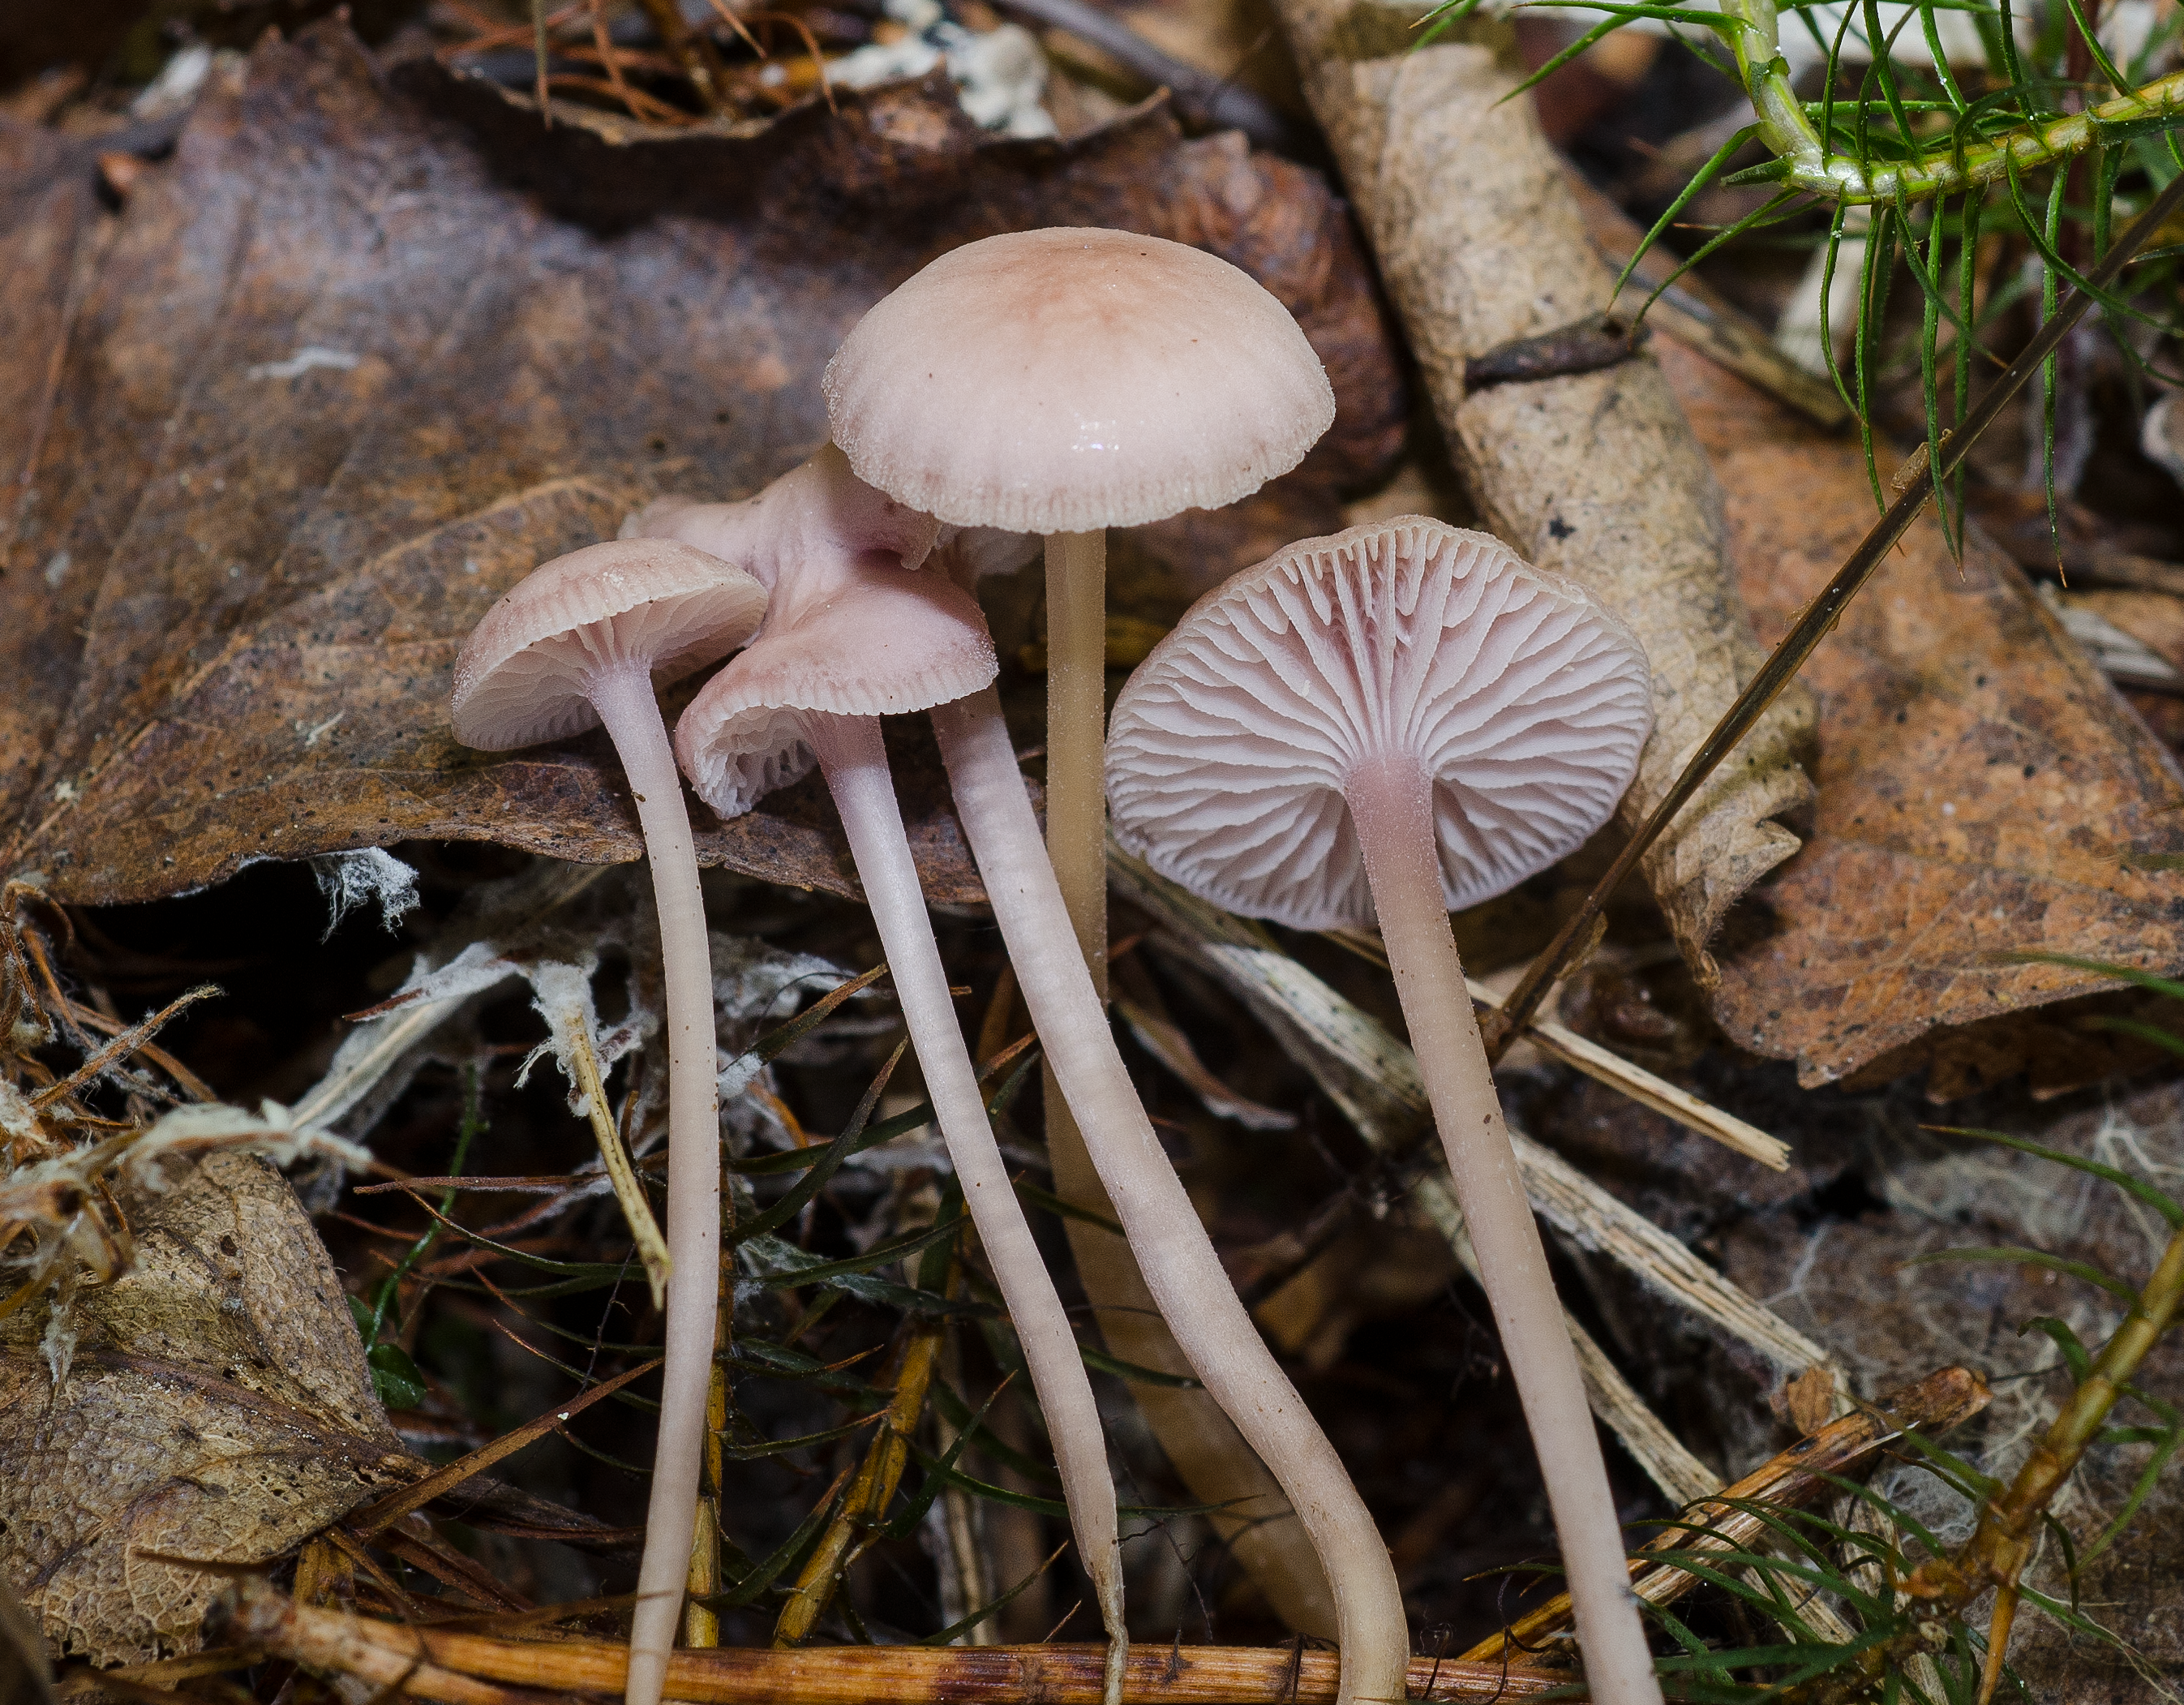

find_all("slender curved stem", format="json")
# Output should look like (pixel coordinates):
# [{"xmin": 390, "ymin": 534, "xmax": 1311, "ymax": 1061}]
[
  {"xmin": 805, "ymin": 711, "xmax": 1126, "ymax": 1677},
  {"xmin": 1345, "ymin": 753, "xmax": 1657, "ymax": 1705},
  {"xmin": 1040, "ymin": 1087, "xmax": 1337, "ymax": 1638},
  {"xmin": 590, "ymin": 667, "xmax": 723, "ymax": 1705},
  {"xmin": 933, "ymin": 689, "xmax": 1408, "ymax": 1705}
]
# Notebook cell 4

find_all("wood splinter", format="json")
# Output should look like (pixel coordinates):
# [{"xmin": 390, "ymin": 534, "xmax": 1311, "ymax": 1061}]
[{"xmin": 207, "ymin": 1578, "xmax": 1568, "ymax": 1704}]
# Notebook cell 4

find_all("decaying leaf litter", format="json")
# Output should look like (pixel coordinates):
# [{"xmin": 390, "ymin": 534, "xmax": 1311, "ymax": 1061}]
[{"xmin": 2, "ymin": 0, "xmax": 2182, "ymax": 1699}]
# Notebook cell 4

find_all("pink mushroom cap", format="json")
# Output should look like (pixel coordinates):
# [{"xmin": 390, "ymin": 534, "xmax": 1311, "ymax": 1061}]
[
  {"xmin": 453, "ymin": 539, "xmax": 767, "ymax": 750},
  {"xmin": 822, "ymin": 228, "xmax": 1335, "ymax": 534},
  {"xmin": 619, "ymin": 445, "xmax": 941, "ymax": 595},
  {"xmin": 675, "ymin": 558, "xmax": 998, "ymax": 818},
  {"xmin": 1105, "ymin": 517, "xmax": 1654, "ymax": 931}
]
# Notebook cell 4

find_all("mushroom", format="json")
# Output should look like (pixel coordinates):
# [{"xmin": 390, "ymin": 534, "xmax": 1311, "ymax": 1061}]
[
  {"xmin": 1102, "ymin": 518, "xmax": 1661, "ymax": 1705},
  {"xmin": 822, "ymin": 227, "xmax": 1334, "ymax": 1000},
  {"xmin": 450, "ymin": 539, "xmax": 768, "ymax": 1705},
  {"xmin": 672, "ymin": 530, "xmax": 1130, "ymax": 1695}
]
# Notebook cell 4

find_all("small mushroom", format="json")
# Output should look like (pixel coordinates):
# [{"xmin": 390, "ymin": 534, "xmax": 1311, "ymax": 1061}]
[
  {"xmin": 450, "ymin": 539, "xmax": 768, "ymax": 1705},
  {"xmin": 672, "ymin": 534, "xmax": 1131, "ymax": 1696},
  {"xmin": 822, "ymin": 228, "xmax": 1334, "ymax": 999},
  {"xmin": 1104, "ymin": 518, "xmax": 1661, "ymax": 1705}
]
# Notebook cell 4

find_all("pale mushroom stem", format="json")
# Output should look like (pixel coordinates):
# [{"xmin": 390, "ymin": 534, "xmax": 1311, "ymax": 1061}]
[
  {"xmin": 1345, "ymin": 752, "xmax": 1661, "ymax": 1705},
  {"xmin": 932, "ymin": 688, "xmax": 1410, "ymax": 1705},
  {"xmin": 1041, "ymin": 535, "xmax": 1131, "ymax": 1700},
  {"xmin": 588, "ymin": 666, "xmax": 725, "ymax": 1705},
  {"xmin": 804, "ymin": 710, "xmax": 1127, "ymax": 1689},
  {"xmin": 1043, "ymin": 530, "xmax": 1109, "ymax": 990}
]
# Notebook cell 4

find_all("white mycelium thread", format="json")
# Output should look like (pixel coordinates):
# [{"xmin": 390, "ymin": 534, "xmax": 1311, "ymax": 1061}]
[{"xmin": 1107, "ymin": 518, "xmax": 1653, "ymax": 931}]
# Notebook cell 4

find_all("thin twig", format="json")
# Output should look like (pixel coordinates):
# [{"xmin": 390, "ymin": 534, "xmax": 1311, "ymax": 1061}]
[
  {"xmin": 347, "ymin": 1357, "xmax": 659, "ymax": 1541},
  {"xmin": 217, "ymin": 1578, "xmax": 1570, "ymax": 1701},
  {"xmin": 1465, "ymin": 1366, "xmax": 1991, "ymax": 1662},
  {"xmin": 772, "ymin": 1248, "xmax": 958, "ymax": 1645},
  {"xmin": 1468, "ymin": 974, "xmax": 1788, "ymax": 1169},
  {"xmin": 565, "ymin": 1016, "xmax": 672, "ymax": 1309},
  {"xmin": 28, "ymin": 985, "xmax": 221, "ymax": 1110}
]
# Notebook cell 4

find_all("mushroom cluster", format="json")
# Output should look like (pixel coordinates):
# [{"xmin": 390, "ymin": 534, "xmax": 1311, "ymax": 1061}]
[{"xmin": 450, "ymin": 225, "xmax": 1663, "ymax": 1705}]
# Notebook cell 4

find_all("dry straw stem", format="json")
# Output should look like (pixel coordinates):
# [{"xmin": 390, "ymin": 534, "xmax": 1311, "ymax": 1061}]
[
  {"xmin": 1324, "ymin": 929, "xmax": 1786, "ymax": 1167},
  {"xmin": 1111, "ymin": 848, "xmax": 1845, "ymax": 1429},
  {"xmin": 213, "ymin": 1578, "xmax": 1568, "ymax": 1702},
  {"xmin": 688, "ymin": 1235, "xmax": 736, "ymax": 1649},
  {"xmin": 1465, "ymin": 1365, "xmax": 1992, "ymax": 1663},
  {"xmin": 1471, "ymin": 975, "xmax": 1786, "ymax": 1169},
  {"xmin": 1268, "ymin": 0, "xmax": 1816, "ymax": 990},
  {"xmin": 564, "ymin": 1016, "xmax": 673, "ymax": 1309},
  {"xmin": 772, "ymin": 1279, "xmax": 951, "ymax": 1647}
]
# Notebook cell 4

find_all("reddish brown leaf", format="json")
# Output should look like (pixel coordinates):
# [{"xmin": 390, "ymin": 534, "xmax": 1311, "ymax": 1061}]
[
  {"xmin": 0, "ymin": 24, "xmax": 1401, "ymax": 908},
  {"xmin": 1660, "ymin": 338, "xmax": 2184, "ymax": 1088}
]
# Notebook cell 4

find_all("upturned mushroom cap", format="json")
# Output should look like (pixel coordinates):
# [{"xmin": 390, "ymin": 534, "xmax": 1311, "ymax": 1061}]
[
  {"xmin": 453, "ymin": 539, "xmax": 768, "ymax": 750},
  {"xmin": 675, "ymin": 557, "xmax": 998, "ymax": 818},
  {"xmin": 822, "ymin": 228, "xmax": 1335, "ymax": 534},
  {"xmin": 618, "ymin": 444, "xmax": 941, "ymax": 591},
  {"xmin": 1105, "ymin": 518, "xmax": 1653, "ymax": 931}
]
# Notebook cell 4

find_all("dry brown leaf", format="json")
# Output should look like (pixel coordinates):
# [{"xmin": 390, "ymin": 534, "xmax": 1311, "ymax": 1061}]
[
  {"xmin": 1262, "ymin": 11, "xmax": 1817, "ymax": 983},
  {"xmin": 0, "ymin": 23, "xmax": 1401, "ymax": 909},
  {"xmin": 1655, "ymin": 337, "xmax": 2184, "ymax": 1087},
  {"xmin": 0, "ymin": 1151, "xmax": 409, "ymax": 1664}
]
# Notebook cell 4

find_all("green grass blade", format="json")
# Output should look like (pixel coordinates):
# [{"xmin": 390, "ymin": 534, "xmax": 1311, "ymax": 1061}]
[
  {"xmin": 1911, "ymin": 1244, "xmax": 2140, "ymax": 1304},
  {"xmin": 1611, "ymin": 123, "xmax": 1761, "ymax": 310}
]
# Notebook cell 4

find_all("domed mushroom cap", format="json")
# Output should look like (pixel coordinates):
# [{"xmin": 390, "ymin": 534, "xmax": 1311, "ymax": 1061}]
[
  {"xmin": 675, "ymin": 560, "xmax": 998, "ymax": 818},
  {"xmin": 453, "ymin": 539, "xmax": 768, "ymax": 751},
  {"xmin": 823, "ymin": 228, "xmax": 1335, "ymax": 534},
  {"xmin": 1105, "ymin": 518, "xmax": 1653, "ymax": 932}
]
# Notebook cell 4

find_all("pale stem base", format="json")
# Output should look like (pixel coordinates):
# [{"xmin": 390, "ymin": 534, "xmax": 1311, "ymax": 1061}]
[
  {"xmin": 1345, "ymin": 751, "xmax": 1660, "ymax": 1705},
  {"xmin": 933, "ymin": 689, "xmax": 1407, "ymax": 1705},
  {"xmin": 807, "ymin": 711, "xmax": 1126, "ymax": 1670},
  {"xmin": 590, "ymin": 667, "xmax": 723, "ymax": 1705}
]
